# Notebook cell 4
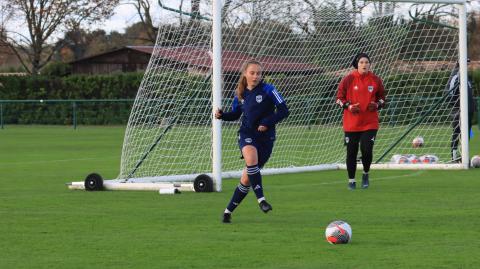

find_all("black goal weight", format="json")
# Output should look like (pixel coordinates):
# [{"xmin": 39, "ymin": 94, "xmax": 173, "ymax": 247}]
[
  {"xmin": 193, "ymin": 174, "xmax": 214, "ymax": 192},
  {"xmin": 84, "ymin": 173, "xmax": 104, "ymax": 191}
]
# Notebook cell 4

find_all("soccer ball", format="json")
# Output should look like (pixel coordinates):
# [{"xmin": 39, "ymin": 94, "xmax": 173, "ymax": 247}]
[
  {"xmin": 397, "ymin": 156, "xmax": 410, "ymax": 164},
  {"xmin": 390, "ymin": 154, "xmax": 402, "ymax": 164},
  {"xmin": 406, "ymin": 154, "xmax": 419, "ymax": 164},
  {"xmin": 391, "ymin": 154, "xmax": 410, "ymax": 164},
  {"xmin": 419, "ymin": 155, "xmax": 439, "ymax": 164},
  {"xmin": 325, "ymin": 220, "xmax": 352, "ymax": 244},
  {"xmin": 412, "ymin": 136, "xmax": 424, "ymax": 148},
  {"xmin": 471, "ymin": 155, "xmax": 480, "ymax": 168}
]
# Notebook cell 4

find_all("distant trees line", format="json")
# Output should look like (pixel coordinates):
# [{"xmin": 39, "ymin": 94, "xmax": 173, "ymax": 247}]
[{"xmin": 0, "ymin": 1, "xmax": 479, "ymax": 75}]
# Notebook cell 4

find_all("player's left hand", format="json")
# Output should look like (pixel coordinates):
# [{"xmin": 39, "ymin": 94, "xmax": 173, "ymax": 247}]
[
  {"xmin": 258, "ymin": 125, "xmax": 268, "ymax": 132},
  {"xmin": 367, "ymin": 102, "xmax": 378, "ymax": 112}
]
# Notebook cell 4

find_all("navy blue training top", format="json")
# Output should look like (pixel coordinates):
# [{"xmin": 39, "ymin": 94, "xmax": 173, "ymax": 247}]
[{"xmin": 221, "ymin": 82, "xmax": 289, "ymax": 139}]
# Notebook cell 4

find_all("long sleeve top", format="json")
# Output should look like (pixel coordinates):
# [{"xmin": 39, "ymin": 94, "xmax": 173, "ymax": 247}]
[
  {"xmin": 221, "ymin": 82, "xmax": 289, "ymax": 140},
  {"xmin": 336, "ymin": 70, "xmax": 386, "ymax": 132}
]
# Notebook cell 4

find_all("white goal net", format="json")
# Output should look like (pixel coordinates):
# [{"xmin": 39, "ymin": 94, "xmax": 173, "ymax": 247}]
[{"xmin": 117, "ymin": 0, "xmax": 468, "ymax": 189}]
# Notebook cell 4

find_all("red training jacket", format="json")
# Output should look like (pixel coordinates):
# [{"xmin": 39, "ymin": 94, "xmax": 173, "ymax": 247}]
[{"xmin": 336, "ymin": 70, "xmax": 386, "ymax": 132}]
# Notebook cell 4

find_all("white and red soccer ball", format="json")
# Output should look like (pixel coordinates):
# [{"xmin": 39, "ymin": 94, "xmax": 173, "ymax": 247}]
[
  {"xmin": 391, "ymin": 154, "xmax": 438, "ymax": 164},
  {"xmin": 419, "ymin": 155, "xmax": 439, "ymax": 164},
  {"xmin": 391, "ymin": 154, "xmax": 419, "ymax": 164},
  {"xmin": 471, "ymin": 155, "xmax": 480, "ymax": 168},
  {"xmin": 406, "ymin": 154, "xmax": 420, "ymax": 164},
  {"xmin": 412, "ymin": 136, "xmax": 424, "ymax": 148},
  {"xmin": 325, "ymin": 220, "xmax": 352, "ymax": 244},
  {"xmin": 391, "ymin": 154, "xmax": 409, "ymax": 164}
]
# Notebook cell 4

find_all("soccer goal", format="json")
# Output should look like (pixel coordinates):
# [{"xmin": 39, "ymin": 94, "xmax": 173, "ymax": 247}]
[{"xmin": 68, "ymin": 0, "xmax": 470, "ymax": 192}]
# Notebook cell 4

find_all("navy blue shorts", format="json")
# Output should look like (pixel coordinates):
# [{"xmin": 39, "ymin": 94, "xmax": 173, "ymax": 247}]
[{"xmin": 238, "ymin": 132, "xmax": 275, "ymax": 168}]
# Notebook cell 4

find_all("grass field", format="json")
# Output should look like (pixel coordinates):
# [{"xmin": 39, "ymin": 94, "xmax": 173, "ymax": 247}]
[{"xmin": 1, "ymin": 125, "xmax": 480, "ymax": 269}]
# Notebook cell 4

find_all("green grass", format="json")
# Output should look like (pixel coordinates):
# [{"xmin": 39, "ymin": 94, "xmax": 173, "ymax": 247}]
[{"xmin": 1, "ymin": 125, "xmax": 480, "ymax": 269}]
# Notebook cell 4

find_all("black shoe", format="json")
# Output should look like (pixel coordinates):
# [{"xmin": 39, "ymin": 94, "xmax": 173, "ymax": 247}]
[
  {"xmin": 259, "ymin": 200, "xmax": 272, "ymax": 213},
  {"xmin": 348, "ymin": 182, "xmax": 356, "ymax": 190},
  {"xmin": 362, "ymin": 174, "xmax": 369, "ymax": 189},
  {"xmin": 222, "ymin": 213, "xmax": 231, "ymax": 223}
]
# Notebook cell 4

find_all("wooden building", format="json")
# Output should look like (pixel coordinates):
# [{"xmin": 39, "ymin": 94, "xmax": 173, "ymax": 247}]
[
  {"xmin": 70, "ymin": 46, "xmax": 152, "ymax": 74},
  {"xmin": 69, "ymin": 46, "xmax": 322, "ymax": 76}
]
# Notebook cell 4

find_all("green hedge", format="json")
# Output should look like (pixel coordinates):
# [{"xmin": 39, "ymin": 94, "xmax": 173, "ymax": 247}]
[
  {"xmin": 0, "ymin": 69, "xmax": 478, "ymax": 126},
  {"xmin": 0, "ymin": 72, "xmax": 210, "ymax": 125},
  {"xmin": 0, "ymin": 73, "xmax": 143, "ymax": 125},
  {"xmin": 0, "ymin": 73, "xmax": 143, "ymax": 100}
]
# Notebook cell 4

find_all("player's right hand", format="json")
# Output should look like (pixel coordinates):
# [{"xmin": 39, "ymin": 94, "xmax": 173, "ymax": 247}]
[
  {"xmin": 348, "ymin": 103, "xmax": 360, "ymax": 114},
  {"xmin": 215, "ymin": 108, "xmax": 223, "ymax": 119}
]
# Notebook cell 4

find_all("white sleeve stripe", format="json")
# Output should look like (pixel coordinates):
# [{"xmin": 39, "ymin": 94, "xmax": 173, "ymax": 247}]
[{"xmin": 271, "ymin": 89, "xmax": 284, "ymax": 104}]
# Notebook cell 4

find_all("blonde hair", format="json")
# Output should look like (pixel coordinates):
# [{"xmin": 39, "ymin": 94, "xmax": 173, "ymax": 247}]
[{"xmin": 236, "ymin": 59, "xmax": 263, "ymax": 100}]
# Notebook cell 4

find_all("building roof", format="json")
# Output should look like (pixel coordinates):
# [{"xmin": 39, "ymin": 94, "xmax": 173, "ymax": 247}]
[
  {"xmin": 72, "ymin": 46, "xmax": 322, "ymax": 74},
  {"xmin": 69, "ymin": 46, "xmax": 152, "ymax": 64}
]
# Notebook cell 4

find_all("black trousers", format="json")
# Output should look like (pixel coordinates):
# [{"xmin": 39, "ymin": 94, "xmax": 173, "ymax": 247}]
[
  {"xmin": 344, "ymin": 129, "xmax": 378, "ymax": 179},
  {"xmin": 451, "ymin": 110, "xmax": 473, "ymax": 155}
]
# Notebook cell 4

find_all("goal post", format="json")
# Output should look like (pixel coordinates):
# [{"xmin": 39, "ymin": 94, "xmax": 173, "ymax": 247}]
[
  {"xmin": 457, "ymin": 2, "xmax": 469, "ymax": 169},
  {"xmin": 212, "ymin": 0, "xmax": 223, "ymax": 191},
  {"xmin": 390, "ymin": 0, "xmax": 469, "ymax": 172},
  {"xmin": 68, "ymin": 0, "xmax": 471, "ymax": 192}
]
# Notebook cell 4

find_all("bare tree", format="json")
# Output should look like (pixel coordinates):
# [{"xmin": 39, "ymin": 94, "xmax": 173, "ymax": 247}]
[
  {"xmin": 125, "ymin": 0, "xmax": 201, "ymax": 43},
  {"xmin": 1, "ymin": 0, "xmax": 119, "ymax": 74},
  {"xmin": 126, "ymin": 0, "xmax": 158, "ymax": 43},
  {"xmin": 0, "ymin": 1, "xmax": 13, "ymax": 33}
]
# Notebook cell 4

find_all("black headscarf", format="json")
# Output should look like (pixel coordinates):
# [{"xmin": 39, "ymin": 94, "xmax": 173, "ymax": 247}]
[{"xmin": 351, "ymin": 53, "xmax": 371, "ymax": 69}]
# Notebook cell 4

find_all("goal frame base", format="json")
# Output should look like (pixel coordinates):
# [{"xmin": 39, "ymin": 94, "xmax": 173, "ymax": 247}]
[{"xmin": 67, "ymin": 162, "xmax": 464, "ymax": 191}]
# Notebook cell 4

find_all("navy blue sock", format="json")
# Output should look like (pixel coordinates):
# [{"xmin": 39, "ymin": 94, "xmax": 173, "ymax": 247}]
[
  {"xmin": 226, "ymin": 183, "xmax": 250, "ymax": 213},
  {"xmin": 247, "ymin": 165, "xmax": 264, "ymax": 202}
]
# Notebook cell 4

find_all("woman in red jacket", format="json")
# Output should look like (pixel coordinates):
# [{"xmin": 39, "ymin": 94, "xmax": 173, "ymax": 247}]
[{"xmin": 336, "ymin": 53, "xmax": 386, "ymax": 190}]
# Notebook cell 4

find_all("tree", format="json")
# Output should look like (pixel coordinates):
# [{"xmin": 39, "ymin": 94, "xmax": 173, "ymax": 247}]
[
  {"xmin": 1, "ymin": 0, "xmax": 119, "ymax": 74},
  {"xmin": 60, "ymin": 27, "xmax": 91, "ymax": 61},
  {"xmin": 126, "ymin": 0, "xmax": 158, "ymax": 43},
  {"xmin": 124, "ymin": 0, "xmax": 203, "ymax": 44},
  {"xmin": 124, "ymin": 22, "xmax": 156, "ymax": 45},
  {"xmin": 58, "ymin": 28, "xmax": 135, "ymax": 62}
]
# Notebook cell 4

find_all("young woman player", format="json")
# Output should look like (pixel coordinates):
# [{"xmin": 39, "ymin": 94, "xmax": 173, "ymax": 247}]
[
  {"xmin": 215, "ymin": 59, "xmax": 289, "ymax": 223},
  {"xmin": 336, "ymin": 53, "xmax": 386, "ymax": 190}
]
